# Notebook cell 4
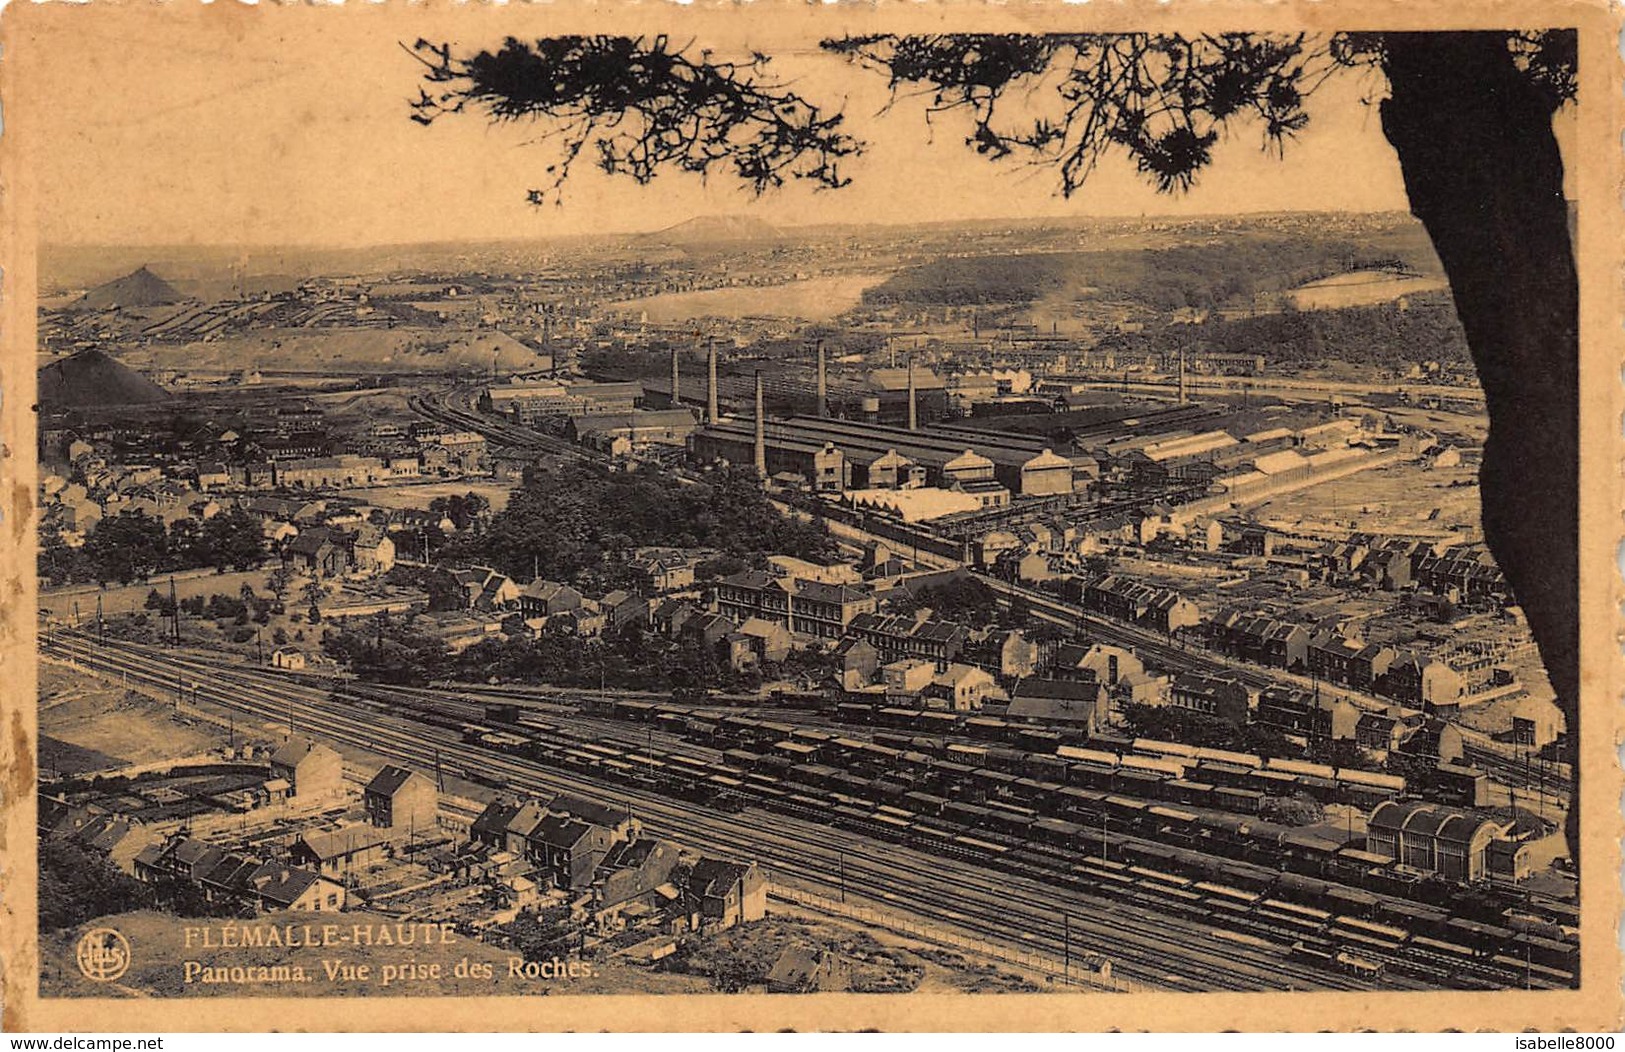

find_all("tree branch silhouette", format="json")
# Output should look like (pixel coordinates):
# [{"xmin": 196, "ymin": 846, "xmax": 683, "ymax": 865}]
[
  {"xmin": 408, "ymin": 35, "xmax": 862, "ymax": 205},
  {"xmin": 822, "ymin": 33, "xmax": 1336, "ymax": 195}
]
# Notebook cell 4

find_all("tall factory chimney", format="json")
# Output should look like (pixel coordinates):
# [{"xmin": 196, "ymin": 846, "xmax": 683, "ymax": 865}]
[
  {"xmin": 815, "ymin": 339, "xmax": 828, "ymax": 418},
  {"xmin": 906, "ymin": 355, "xmax": 919, "ymax": 431},
  {"xmin": 707, "ymin": 337, "xmax": 720, "ymax": 424},
  {"xmin": 753, "ymin": 371, "xmax": 767, "ymax": 477},
  {"xmin": 1177, "ymin": 347, "xmax": 1188, "ymax": 405},
  {"xmin": 670, "ymin": 345, "xmax": 682, "ymax": 410}
]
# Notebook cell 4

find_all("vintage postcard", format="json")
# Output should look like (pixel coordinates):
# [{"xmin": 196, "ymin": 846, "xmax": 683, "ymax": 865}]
[{"xmin": 1, "ymin": 0, "xmax": 1621, "ymax": 1033}]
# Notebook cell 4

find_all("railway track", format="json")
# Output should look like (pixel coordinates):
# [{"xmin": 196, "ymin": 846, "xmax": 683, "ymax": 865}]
[
  {"xmin": 266, "ymin": 669, "xmax": 1576, "ymax": 990},
  {"xmin": 1461, "ymin": 743, "xmax": 1572, "ymax": 796},
  {"xmin": 409, "ymin": 389, "xmax": 611, "ymax": 463},
  {"xmin": 339, "ymin": 681, "xmax": 1576, "ymax": 988},
  {"xmin": 45, "ymin": 633, "xmax": 1419, "ymax": 994},
  {"xmin": 215, "ymin": 662, "xmax": 1577, "ymax": 980}
]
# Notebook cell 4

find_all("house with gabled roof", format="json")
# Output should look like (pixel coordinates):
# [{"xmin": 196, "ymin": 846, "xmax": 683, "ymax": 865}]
[
  {"xmin": 198, "ymin": 853, "xmax": 262, "ymax": 905},
  {"xmin": 548, "ymin": 792, "xmax": 636, "ymax": 839},
  {"xmin": 1169, "ymin": 674, "xmax": 1254, "ymax": 726},
  {"xmin": 363, "ymin": 765, "xmax": 438, "ymax": 833},
  {"xmin": 680, "ymin": 612, "xmax": 738, "ymax": 648},
  {"xmin": 268, "ymin": 738, "xmax": 343, "ymax": 804},
  {"xmin": 291, "ymin": 825, "xmax": 395, "ymax": 878},
  {"xmin": 651, "ymin": 598, "xmax": 703, "ymax": 637},
  {"xmin": 1007, "ymin": 677, "xmax": 1108, "ymax": 731},
  {"xmin": 832, "ymin": 637, "xmax": 880, "ymax": 691},
  {"xmin": 599, "ymin": 589, "xmax": 650, "ymax": 632},
  {"xmin": 766, "ymin": 947, "xmax": 853, "ymax": 993},
  {"xmin": 350, "ymin": 525, "xmax": 395, "ymax": 577},
  {"xmin": 519, "ymin": 579, "xmax": 585, "ymax": 620},
  {"xmin": 527, "ymin": 814, "xmax": 616, "ymax": 892},
  {"xmin": 283, "ymin": 527, "xmax": 349, "ymax": 577},
  {"xmin": 244, "ymin": 862, "xmax": 346, "ymax": 912},
  {"xmin": 133, "ymin": 835, "xmax": 226, "ymax": 884},
  {"xmin": 500, "ymin": 799, "xmax": 549, "ymax": 856},
  {"xmin": 593, "ymin": 838, "xmax": 682, "ymax": 925},
  {"xmin": 681, "ymin": 857, "xmax": 767, "ymax": 932}
]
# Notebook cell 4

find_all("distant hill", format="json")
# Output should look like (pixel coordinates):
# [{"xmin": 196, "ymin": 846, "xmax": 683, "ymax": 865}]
[
  {"xmin": 38, "ymin": 349, "xmax": 171, "ymax": 409},
  {"xmin": 639, "ymin": 215, "xmax": 781, "ymax": 246},
  {"xmin": 74, "ymin": 266, "xmax": 182, "ymax": 311}
]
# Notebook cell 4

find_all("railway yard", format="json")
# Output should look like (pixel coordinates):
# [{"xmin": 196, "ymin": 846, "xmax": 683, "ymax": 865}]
[{"xmin": 43, "ymin": 631, "xmax": 1578, "ymax": 994}]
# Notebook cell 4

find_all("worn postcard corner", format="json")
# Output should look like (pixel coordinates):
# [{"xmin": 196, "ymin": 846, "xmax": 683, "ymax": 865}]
[{"xmin": 0, "ymin": 0, "xmax": 1622, "ymax": 1033}]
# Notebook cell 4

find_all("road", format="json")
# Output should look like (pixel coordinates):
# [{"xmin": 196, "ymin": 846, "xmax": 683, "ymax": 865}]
[
  {"xmin": 44, "ymin": 631, "xmax": 1425, "ymax": 994},
  {"xmin": 1059, "ymin": 375, "xmax": 1486, "ymax": 406}
]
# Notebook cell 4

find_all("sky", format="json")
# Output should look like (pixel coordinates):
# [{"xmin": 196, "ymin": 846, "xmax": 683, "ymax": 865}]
[{"xmin": 15, "ymin": 8, "xmax": 1553, "ymax": 249}]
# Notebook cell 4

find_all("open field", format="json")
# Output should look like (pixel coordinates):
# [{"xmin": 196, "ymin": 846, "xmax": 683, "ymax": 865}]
[
  {"xmin": 40, "ymin": 567, "xmax": 278, "ymax": 621},
  {"xmin": 116, "ymin": 327, "xmax": 548, "ymax": 376},
  {"xmin": 1286, "ymin": 269, "xmax": 1449, "ymax": 310},
  {"xmin": 342, "ymin": 479, "xmax": 514, "ymax": 514},
  {"xmin": 613, "ymin": 273, "xmax": 890, "ymax": 323},
  {"xmin": 1249, "ymin": 460, "xmax": 1484, "ymax": 536},
  {"xmin": 39, "ymin": 660, "xmax": 227, "ymax": 772}
]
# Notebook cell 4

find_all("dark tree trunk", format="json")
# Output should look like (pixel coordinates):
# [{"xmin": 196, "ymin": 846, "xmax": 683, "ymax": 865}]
[{"xmin": 1379, "ymin": 34, "xmax": 1579, "ymax": 861}]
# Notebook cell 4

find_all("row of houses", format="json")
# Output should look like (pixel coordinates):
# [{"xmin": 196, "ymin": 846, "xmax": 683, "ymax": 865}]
[
  {"xmin": 134, "ymin": 834, "xmax": 347, "ymax": 913},
  {"xmin": 1206, "ymin": 609, "xmax": 1470, "ymax": 709},
  {"xmin": 1070, "ymin": 576, "xmax": 1203, "ymax": 636},
  {"xmin": 1321, "ymin": 535, "xmax": 1506, "ymax": 598},
  {"xmin": 466, "ymin": 794, "xmax": 768, "ymax": 932}
]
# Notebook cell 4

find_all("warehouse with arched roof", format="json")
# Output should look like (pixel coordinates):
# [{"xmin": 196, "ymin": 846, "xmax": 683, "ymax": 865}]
[{"xmin": 1366, "ymin": 799, "xmax": 1508, "ymax": 881}]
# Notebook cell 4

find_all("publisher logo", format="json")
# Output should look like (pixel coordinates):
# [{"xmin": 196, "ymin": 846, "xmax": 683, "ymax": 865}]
[{"xmin": 75, "ymin": 927, "xmax": 131, "ymax": 982}]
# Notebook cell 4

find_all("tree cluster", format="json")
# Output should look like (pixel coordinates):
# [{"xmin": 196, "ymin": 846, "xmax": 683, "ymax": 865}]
[
  {"xmin": 322, "ymin": 614, "xmax": 455, "ymax": 686},
  {"xmin": 862, "ymin": 237, "xmax": 1436, "ymax": 313},
  {"xmin": 439, "ymin": 463, "xmax": 837, "ymax": 586},
  {"xmin": 41, "ymin": 507, "xmax": 268, "ymax": 587},
  {"xmin": 145, "ymin": 586, "xmax": 274, "ymax": 628},
  {"xmin": 1100, "ymin": 294, "xmax": 1472, "ymax": 369},
  {"xmin": 428, "ymin": 492, "xmax": 491, "ymax": 533},
  {"xmin": 1119, "ymin": 703, "xmax": 1313, "ymax": 762},
  {"xmin": 38, "ymin": 839, "xmax": 154, "ymax": 933},
  {"xmin": 892, "ymin": 576, "xmax": 1001, "ymax": 623},
  {"xmin": 322, "ymin": 613, "xmax": 838, "ymax": 693}
]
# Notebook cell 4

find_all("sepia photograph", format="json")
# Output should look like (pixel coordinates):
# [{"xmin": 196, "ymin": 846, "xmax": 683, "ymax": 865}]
[{"xmin": 2, "ymin": 1, "xmax": 1620, "ymax": 1034}]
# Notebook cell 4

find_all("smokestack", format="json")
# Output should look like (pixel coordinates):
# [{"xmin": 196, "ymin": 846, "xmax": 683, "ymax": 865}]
[
  {"xmin": 906, "ymin": 356, "xmax": 918, "ymax": 431},
  {"xmin": 707, "ymin": 337, "xmax": 719, "ymax": 424},
  {"xmin": 1177, "ymin": 348, "xmax": 1187, "ymax": 405},
  {"xmin": 753, "ymin": 371, "xmax": 767, "ymax": 477},
  {"xmin": 816, "ymin": 340, "xmax": 828, "ymax": 418},
  {"xmin": 670, "ymin": 345, "xmax": 682, "ymax": 410}
]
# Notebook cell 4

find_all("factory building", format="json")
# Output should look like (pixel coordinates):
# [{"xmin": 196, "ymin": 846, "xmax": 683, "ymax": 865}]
[
  {"xmin": 690, "ymin": 416, "xmax": 1087, "ymax": 497},
  {"xmin": 565, "ymin": 408, "xmax": 700, "ymax": 453},
  {"xmin": 482, "ymin": 379, "xmax": 643, "ymax": 423},
  {"xmin": 862, "ymin": 365, "xmax": 949, "ymax": 427},
  {"xmin": 1101, "ymin": 429, "xmax": 1240, "ymax": 486}
]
